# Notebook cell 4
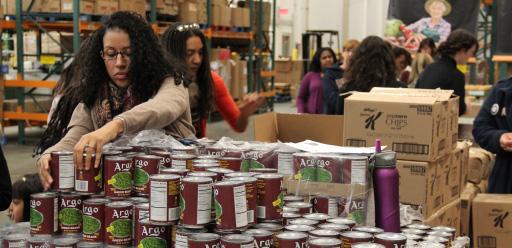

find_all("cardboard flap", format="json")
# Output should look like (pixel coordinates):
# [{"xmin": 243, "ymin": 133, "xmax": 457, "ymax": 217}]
[
  {"xmin": 370, "ymin": 87, "xmax": 455, "ymax": 101},
  {"xmin": 276, "ymin": 113, "xmax": 344, "ymax": 146},
  {"xmin": 347, "ymin": 92, "xmax": 438, "ymax": 104},
  {"xmin": 254, "ymin": 112, "xmax": 278, "ymax": 143},
  {"xmin": 474, "ymin": 193, "xmax": 512, "ymax": 203},
  {"xmin": 284, "ymin": 179, "xmax": 367, "ymax": 198}
]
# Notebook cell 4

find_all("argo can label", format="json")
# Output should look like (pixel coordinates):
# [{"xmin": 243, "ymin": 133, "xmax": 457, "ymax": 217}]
[
  {"xmin": 226, "ymin": 177, "xmax": 257, "ymax": 226},
  {"xmin": 374, "ymin": 233, "xmax": 407, "ymax": 248},
  {"xmin": 150, "ymin": 174, "xmax": 181, "ymax": 223},
  {"xmin": 133, "ymin": 203, "xmax": 150, "ymax": 246},
  {"xmin": 351, "ymin": 244, "xmax": 385, "ymax": 248},
  {"xmin": 50, "ymin": 151, "xmax": 74, "ymax": 191},
  {"xmin": 58, "ymin": 192, "xmax": 84, "ymax": 234},
  {"xmin": 326, "ymin": 218, "xmax": 356, "ymax": 229},
  {"xmin": 243, "ymin": 229, "xmax": 273, "ymax": 248},
  {"xmin": 75, "ymin": 154, "xmax": 102, "ymax": 194},
  {"xmin": 275, "ymin": 232, "xmax": 307, "ymax": 248},
  {"xmin": 317, "ymin": 223, "xmax": 350, "ymax": 233},
  {"xmin": 30, "ymin": 192, "xmax": 58, "ymax": 235},
  {"xmin": 104, "ymin": 156, "xmax": 133, "ymax": 198},
  {"xmin": 105, "ymin": 201, "xmax": 133, "ymax": 246},
  {"xmin": 174, "ymin": 227, "xmax": 208, "ymax": 248},
  {"xmin": 172, "ymin": 154, "xmax": 197, "ymax": 170},
  {"xmin": 255, "ymin": 174, "xmax": 284, "ymax": 222},
  {"xmin": 284, "ymin": 224, "xmax": 315, "ymax": 233},
  {"xmin": 135, "ymin": 218, "xmax": 172, "ymax": 248},
  {"xmin": 213, "ymin": 181, "xmax": 248, "ymax": 231},
  {"xmin": 188, "ymin": 233, "xmax": 221, "ymax": 248},
  {"xmin": 219, "ymin": 157, "xmax": 243, "ymax": 171},
  {"xmin": 220, "ymin": 234, "xmax": 254, "ymax": 248},
  {"xmin": 180, "ymin": 177, "xmax": 213, "ymax": 228},
  {"xmin": 206, "ymin": 168, "xmax": 235, "ymax": 182},
  {"xmin": 288, "ymin": 218, "xmax": 319, "ymax": 226},
  {"xmin": 82, "ymin": 198, "xmax": 110, "ymax": 242},
  {"xmin": 312, "ymin": 196, "xmax": 342, "ymax": 218},
  {"xmin": 340, "ymin": 232, "xmax": 373, "ymax": 248},
  {"xmin": 151, "ymin": 150, "xmax": 173, "ymax": 168},
  {"xmin": 26, "ymin": 235, "xmax": 51, "ymax": 248},
  {"xmin": 308, "ymin": 238, "xmax": 342, "ymax": 248},
  {"xmin": 303, "ymin": 213, "xmax": 330, "ymax": 224},
  {"xmin": 283, "ymin": 195, "xmax": 304, "ymax": 204},
  {"xmin": 134, "ymin": 155, "xmax": 162, "ymax": 196}
]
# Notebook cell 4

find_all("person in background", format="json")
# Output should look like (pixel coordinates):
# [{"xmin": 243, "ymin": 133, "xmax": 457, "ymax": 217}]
[
  {"xmin": 406, "ymin": 0, "xmax": 452, "ymax": 43},
  {"xmin": 0, "ymin": 148, "xmax": 12, "ymax": 211},
  {"xmin": 297, "ymin": 47, "xmax": 337, "ymax": 114},
  {"xmin": 162, "ymin": 23, "xmax": 265, "ymax": 138},
  {"xmin": 392, "ymin": 46, "xmax": 412, "ymax": 84},
  {"xmin": 8, "ymin": 174, "xmax": 43, "ymax": 223},
  {"xmin": 335, "ymin": 36, "xmax": 406, "ymax": 114},
  {"xmin": 416, "ymin": 29, "xmax": 478, "ymax": 115},
  {"xmin": 36, "ymin": 12, "xmax": 195, "ymax": 190},
  {"xmin": 418, "ymin": 37, "xmax": 437, "ymax": 57},
  {"xmin": 408, "ymin": 53, "xmax": 434, "ymax": 88},
  {"xmin": 322, "ymin": 40, "xmax": 359, "ymax": 115}
]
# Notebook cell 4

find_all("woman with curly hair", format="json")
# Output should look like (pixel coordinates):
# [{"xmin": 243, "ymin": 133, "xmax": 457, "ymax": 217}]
[
  {"xmin": 36, "ymin": 12, "xmax": 194, "ymax": 190},
  {"xmin": 334, "ymin": 36, "xmax": 406, "ymax": 114}
]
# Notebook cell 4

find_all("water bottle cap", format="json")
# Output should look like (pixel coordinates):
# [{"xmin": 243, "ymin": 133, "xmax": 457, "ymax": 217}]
[{"xmin": 374, "ymin": 151, "xmax": 396, "ymax": 167}]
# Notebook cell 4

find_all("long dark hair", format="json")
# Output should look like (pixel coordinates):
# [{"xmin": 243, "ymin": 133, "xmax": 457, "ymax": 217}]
[
  {"xmin": 161, "ymin": 23, "xmax": 215, "ymax": 120},
  {"xmin": 309, "ymin": 47, "xmax": 337, "ymax": 73},
  {"xmin": 12, "ymin": 174, "xmax": 43, "ymax": 222},
  {"xmin": 344, "ymin": 36, "xmax": 396, "ymax": 91},
  {"xmin": 437, "ymin": 29, "xmax": 478, "ymax": 58},
  {"xmin": 418, "ymin": 38, "xmax": 436, "ymax": 56}
]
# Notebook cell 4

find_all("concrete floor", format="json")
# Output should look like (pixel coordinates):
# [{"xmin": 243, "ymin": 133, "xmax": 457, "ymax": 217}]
[{"xmin": 0, "ymin": 101, "xmax": 297, "ymax": 226}]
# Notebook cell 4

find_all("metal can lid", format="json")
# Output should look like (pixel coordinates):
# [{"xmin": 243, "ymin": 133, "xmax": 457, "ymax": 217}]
[
  {"xmin": 197, "ymin": 155, "xmax": 220, "ymax": 160},
  {"xmin": 135, "ymin": 202, "xmax": 149, "ymax": 209},
  {"xmin": 193, "ymin": 159, "xmax": 219, "ymax": 164},
  {"xmin": 139, "ymin": 218, "xmax": 173, "ymax": 226},
  {"xmin": 255, "ymin": 173, "xmax": 283, "ymax": 179},
  {"xmin": 407, "ymin": 223, "xmax": 431, "ymax": 230},
  {"xmin": 102, "ymin": 150, "xmax": 122, "ymax": 156},
  {"xmin": 51, "ymin": 151, "xmax": 73, "ymax": 156},
  {"xmin": 160, "ymin": 168, "xmax": 189, "ymax": 173},
  {"xmin": 226, "ymin": 176, "xmax": 257, "ymax": 183},
  {"xmin": 416, "ymin": 241, "xmax": 445, "ymax": 248},
  {"xmin": 283, "ymin": 207, "xmax": 299, "ymax": 213},
  {"xmin": 150, "ymin": 174, "xmax": 181, "ymax": 181},
  {"xmin": 13, "ymin": 222, "xmax": 30, "ymax": 230},
  {"xmin": 374, "ymin": 232, "xmax": 407, "ymax": 241},
  {"xmin": 283, "ymin": 195, "xmax": 304, "ymax": 202},
  {"xmin": 253, "ymin": 223, "xmax": 283, "ymax": 232},
  {"xmin": 112, "ymin": 146, "xmax": 133, "ymax": 151},
  {"xmin": 284, "ymin": 224, "xmax": 315, "ymax": 232},
  {"xmin": 83, "ymin": 198, "xmax": 110, "ymax": 205},
  {"xmin": 171, "ymin": 153, "xmax": 197, "ymax": 159},
  {"xmin": 243, "ymin": 229, "xmax": 273, "ymax": 237},
  {"xmin": 104, "ymin": 156, "xmax": 131, "ymax": 162},
  {"xmin": 206, "ymin": 168, "xmax": 234, "ymax": 174},
  {"xmin": 431, "ymin": 226, "xmax": 456, "ymax": 233},
  {"xmin": 135, "ymin": 154, "xmax": 163, "ymax": 160},
  {"xmin": 308, "ymin": 238, "xmax": 342, "ymax": 246},
  {"xmin": 249, "ymin": 168, "xmax": 277, "ymax": 173},
  {"xmin": 188, "ymin": 233, "xmax": 221, "ymax": 242},
  {"xmin": 128, "ymin": 197, "xmax": 149, "ymax": 204},
  {"xmin": 106, "ymin": 200, "xmax": 133, "ymax": 208},
  {"xmin": 285, "ymin": 202, "xmax": 312, "ymax": 209},
  {"xmin": 326, "ymin": 218, "xmax": 356, "ymax": 226},
  {"xmin": 401, "ymin": 233, "xmax": 422, "ymax": 241},
  {"xmin": 182, "ymin": 176, "xmax": 213, "ymax": 183},
  {"xmin": 289, "ymin": 218, "xmax": 319, "ymax": 226},
  {"xmin": 401, "ymin": 228, "xmax": 426, "ymax": 235},
  {"xmin": 304, "ymin": 213, "xmax": 330, "ymax": 221},
  {"xmin": 225, "ymin": 172, "xmax": 255, "ymax": 178},
  {"xmin": 151, "ymin": 150, "xmax": 172, "ymax": 155},
  {"xmin": 27, "ymin": 235, "xmax": 52, "ymax": 242},
  {"xmin": 353, "ymin": 226, "xmax": 384, "ymax": 234},
  {"xmin": 308, "ymin": 229, "xmax": 339, "ymax": 237},
  {"xmin": 282, "ymin": 212, "xmax": 301, "ymax": 218},
  {"xmin": 31, "ymin": 192, "xmax": 58, "ymax": 198},
  {"xmin": 52, "ymin": 238, "xmax": 80, "ymax": 246},
  {"xmin": 77, "ymin": 242, "xmax": 104, "ymax": 248},
  {"xmin": 173, "ymin": 146, "xmax": 197, "ymax": 151},
  {"xmin": 427, "ymin": 231, "xmax": 452, "ymax": 238},
  {"xmin": 276, "ymin": 147, "xmax": 301, "ymax": 153},
  {"xmin": 317, "ymin": 223, "xmax": 350, "ymax": 231},
  {"xmin": 220, "ymin": 157, "xmax": 243, "ymax": 161},
  {"xmin": 276, "ymin": 231, "xmax": 308, "ymax": 240},
  {"xmin": 423, "ymin": 236, "xmax": 449, "ymax": 243},
  {"xmin": 188, "ymin": 172, "xmax": 217, "ymax": 177},
  {"xmin": 340, "ymin": 231, "xmax": 373, "ymax": 239},
  {"xmin": 221, "ymin": 234, "xmax": 254, "ymax": 244},
  {"xmin": 5, "ymin": 233, "xmax": 30, "ymax": 241},
  {"xmin": 352, "ymin": 243, "xmax": 385, "ymax": 248},
  {"xmin": 214, "ymin": 180, "xmax": 245, "ymax": 187}
]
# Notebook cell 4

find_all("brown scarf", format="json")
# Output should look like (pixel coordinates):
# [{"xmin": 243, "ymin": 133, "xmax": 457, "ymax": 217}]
[{"xmin": 92, "ymin": 82, "xmax": 139, "ymax": 128}]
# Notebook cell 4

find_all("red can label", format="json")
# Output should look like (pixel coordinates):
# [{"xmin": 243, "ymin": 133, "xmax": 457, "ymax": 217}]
[
  {"xmin": 105, "ymin": 157, "xmax": 133, "ymax": 198},
  {"xmin": 188, "ymin": 233, "xmax": 221, "ymax": 248},
  {"xmin": 152, "ymin": 150, "xmax": 173, "ymax": 168},
  {"xmin": 214, "ymin": 181, "xmax": 248, "ymax": 230},
  {"xmin": 312, "ymin": 196, "xmax": 342, "ymax": 218},
  {"xmin": 30, "ymin": 192, "xmax": 58, "ymax": 235},
  {"xmin": 58, "ymin": 193, "xmax": 83, "ymax": 234},
  {"xmin": 134, "ymin": 155, "xmax": 162, "ymax": 195},
  {"xmin": 220, "ymin": 235, "xmax": 254, "ymax": 248},
  {"xmin": 75, "ymin": 166, "xmax": 102, "ymax": 194},
  {"xmin": 105, "ymin": 201, "xmax": 133, "ymax": 246},
  {"xmin": 135, "ymin": 219, "xmax": 172, "ymax": 248},
  {"xmin": 256, "ymin": 174, "xmax": 284, "ymax": 221},
  {"xmin": 82, "ymin": 198, "xmax": 110, "ymax": 242},
  {"xmin": 150, "ymin": 174, "xmax": 181, "ymax": 222},
  {"xmin": 180, "ymin": 177, "xmax": 213, "ymax": 227},
  {"xmin": 50, "ymin": 151, "xmax": 74, "ymax": 190},
  {"xmin": 275, "ymin": 232, "xmax": 308, "ymax": 248}
]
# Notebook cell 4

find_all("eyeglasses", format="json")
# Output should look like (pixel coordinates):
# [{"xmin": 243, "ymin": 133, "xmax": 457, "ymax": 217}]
[
  {"xmin": 100, "ymin": 49, "xmax": 132, "ymax": 61},
  {"xmin": 176, "ymin": 23, "xmax": 200, "ymax": 32}
]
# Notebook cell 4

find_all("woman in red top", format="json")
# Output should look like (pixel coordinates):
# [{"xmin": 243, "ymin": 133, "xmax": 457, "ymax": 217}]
[{"xmin": 162, "ymin": 23, "xmax": 264, "ymax": 138}]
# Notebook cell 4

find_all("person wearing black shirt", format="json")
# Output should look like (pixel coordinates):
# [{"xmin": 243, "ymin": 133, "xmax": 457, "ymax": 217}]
[
  {"xmin": 416, "ymin": 29, "xmax": 478, "ymax": 115},
  {"xmin": 0, "ymin": 147, "xmax": 12, "ymax": 211}
]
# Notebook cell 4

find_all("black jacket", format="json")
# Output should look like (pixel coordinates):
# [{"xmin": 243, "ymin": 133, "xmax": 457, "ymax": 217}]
[
  {"xmin": 322, "ymin": 64, "xmax": 344, "ymax": 115},
  {"xmin": 416, "ymin": 55, "xmax": 466, "ymax": 115},
  {"xmin": 473, "ymin": 78, "xmax": 512, "ymax": 193},
  {"xmin": 0, "ymin": 147, "xmax": 12, "ymax": 211}
]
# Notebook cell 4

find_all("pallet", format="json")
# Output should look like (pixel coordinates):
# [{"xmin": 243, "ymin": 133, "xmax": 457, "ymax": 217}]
[
  {"xmin": 231, "ymin": 27, "xmax": 250, "ymax": 32},
  {"xmin": 155, "ymin": 13, "xmax": 178, "ymax": 22},
  {"xmin": 274, "ymin": 94, "xmax": 292, "ymax": 103}
]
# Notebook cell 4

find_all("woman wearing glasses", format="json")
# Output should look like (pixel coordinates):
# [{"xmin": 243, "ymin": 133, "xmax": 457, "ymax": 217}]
[
  {"xmin": 162, "ymin": 23, "xmax": 265, "ymax": 138},
  {"xmin": 36, "ymin": 12, "xmax": 194, "ymax": 190}
]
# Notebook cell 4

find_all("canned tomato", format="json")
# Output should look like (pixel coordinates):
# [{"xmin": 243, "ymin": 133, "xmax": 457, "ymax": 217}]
[
  {"xmin": 51, "ymin": 238, "xmax": 79, "ymax": 248},
  {"xmin": 82, "ymin": 198, "xmax": 110, "ymax": 242},
  {"xmin": 150, "ymin": 174, "xmax": 181, "ymax": 223},
  {"xmin": 26, "ymin": 235, "xmax": 51, "ymax": 248},
  {"xmin": 50, "ymin": 151, "xmax": 74, "ymax": 191},
  {"xmin": 275, "ymin": 232, "xmax": 307, "ymax": 248},
  {"xmin": 58, "ymin": 192, "xmax": 84, "ymax": 234},
  {"xmin": 289, "ymin": 218, "xmax": 319, "ymax": 226},
  {"xmin": 284, "ymin": 224, "xmax": 315, "ymax": 233},
  {"xmin": 317, "ymin": 223, "xmax": 350, "ymax": 233},
  {"xmin": 256, "ymin": 174, "xmax": 284, "ymax": 222},
  {"xmin": 180, "ymin": 177, "xmax": 213, "ymax": 228},
  {"xmin": 219, "ymin": 157, "xmax": 243, "ymax": 171},
  {"xmin": 373, "ymin": 233, "xmax": 406, "ymax": 248},
  {"xmin": 308, "ymin": 229, "xmax": 340, "ymax": 239},
  {"xmin": 193, "ymin": 159, "xmax": 220, "ymax": 171},
  {"xmin": 3, "ymin": 234, "xmax": 29, "ymax": 248},
  {"xmin": 134, "ymin": 218, "xmax": 172, "ymax": 248},
  {"xmin": 327, "ymin": 218, "xmax": 356, "ymax": 229},
  {"xmin": 283, "ymin": 196, "xmax": 304, "ymax": 204},
  {"xmin": 352, "ymin": 226, "xmax": 384, "ymax": 235},
  {"xmin": 151, "ymin": 150, "xmax": 173, "ymax": 168},
  {"xmin": 188, "ymin": 233, "xmax": 221, "ymax": 248},
  {"xmin": 134, "ymin": 155, "xmax": 162, "ymax": 196},
  {"xmin": 226, "ymin": 177, "xmax": 257, "ymax": 226},
  {"xmin": 220, "ymin": 234, "xmax": 254, "ymax": 248},
  {"xmin": 160, "ymin": 167, "xmax": 190, "ymax": 178},
  {"xmin": 104, "ymin": 156, "xmax": 133, "ymax": 198},
  {"xmin": 282, "ymin": 213, "xmax": 301, "ymax": 226},
  {"xmin": 351, "ymin": 243, "xmax": 385, "ymax": 248},
  {"xmin": 407, "ymin": 224, "xmax": 431, "ymax": 231},
  {"xmin": 173, "ymin": 146, "xmax": 198, "ymax": 155},
  {"xmin": 340, "ymin": 232, "xmax": 373, "ymax": 247},
  {"xmin": 172, "ymin": 154, "xmax": 197, "ymax": 170},
  {"xmin": 400, "ymin": 228, "xmax": 426, "ymax": 236},
  {"xmin": 213, "ymin": 180, "xmax": 248, "ymax": 230},
  {"xmin": 312, "ymin": 196, "xmax": 342, "ymax": 218},
  {"xmin": 105, "ymin": 201, "xmax": 133, "ymax": 246},
  {"xmin": 75, "ymin": 155, "xmax": 102, "ymax": 194},
  {"xmin": 285, "ymin": 202, "xmax": 312, "ymax": 215},
  {"xmin": 303, "ymin": 213, "xmax": 330, "ymax": 224},
  {"xmin": 244, "ymin": 229, "xmax": 273, "ymax": 248},
  {"xmin": 30, "ymin": 192, "xmax": 58, "ymax": 235},
  {"xmin": 207, "ymin": 168, "xmax": 234, "ymax": 181},
  {"xmin": 308, "ymin": 238, "xmax": 341, "ymax": 248},
  {"xmin": 174, "ymin": 226, "xmax": 208, "ymax": 248},
  {"xmin": 188, "ymin": 172, "xmax": 218, "ymax": 182}
]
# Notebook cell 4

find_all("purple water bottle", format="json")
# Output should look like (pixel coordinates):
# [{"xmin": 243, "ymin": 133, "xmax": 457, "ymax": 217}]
[{"xmin": 373, "ymin": 151, "xmax": 400, "ymax": 232}]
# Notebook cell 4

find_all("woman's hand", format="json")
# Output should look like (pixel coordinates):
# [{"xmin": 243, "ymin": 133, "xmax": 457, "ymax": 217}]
[
  {"xmin": 239, "ymin": 93, "xmax": 266, "ymax": 118},
  {"xmin": 37, "ymin": 154, "xmax": 53, "ymax": 191},
  {"xmin": 74, "ymin": 119, "xmax": 124, "ymax": 170},
  {"xmin": 500, "ymin": 133, "xmax": 512, "ymax": 152}
]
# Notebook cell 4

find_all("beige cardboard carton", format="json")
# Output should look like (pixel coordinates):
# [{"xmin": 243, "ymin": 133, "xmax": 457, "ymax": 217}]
[
  {"xmin": 458, "ymin": 140, "xmax": 472, "ymax": 192},
  {"xmin": 444, "ymin": 147, "xmax": 462, "ymax": 204},
  {"xmin": 343, "ymin": 92, "xmax": 448, "ymax": 161},
  {"xmin": 179, "ymin": 2, "xmax": 198, "ymax": 23},
  {"xmin": 468, "ymin": 148, "xmax": 493, "ymax": 184},
  {"xmin": 425, "ymin": 198, "xmax": 461, "ymax": 236},
  {"xmin": 6, "ymin": 0, "xmax": 42, "ymax": 14},
  {"xmin": 119, "ymin": 0, "xmax": 145, "ymax": 16},
  {"xmin": 40, "ymin": 0, "xmax": 60, "ymax": 12},
  {"xmin": 460, "ymin": 182, "xmax": 480, "ymax": 237},
  {"xmin": 473, "ymin": 194, "xmax": 512, "ymax": 248},
  {"xmin": 61, "ymin": 0, "xmax": 94, "ymax": 14}
]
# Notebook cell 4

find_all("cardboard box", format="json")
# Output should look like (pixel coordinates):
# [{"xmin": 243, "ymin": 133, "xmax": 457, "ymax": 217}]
[
  {"xmin": 473, "ymin": 194, "xmax": 512, "ymax": 248},
  {"xmin": 61, "ymin": 0, "xmax": 94, "ymax": 14},
  {"xmin": 460, "ymin": 182, "xmax": 480, "ymax": 237},
  {"xmin": 40, "ymin": 0, "xmax": 60, "ymax": 12},
  {"xmin": 179, "ymin": 2, "xmax": 198, "ymax": 23},
  {"xmin": 468, "ymin": 148, "xmax": 493, "ymax": 184},
  {"xmin": 231, "ymin": 7, "xmax": 243, "ymax": 27},
  {"xmin": 219, "ymin": 6, "xmax": 231, "ymax": 26},
  {"xmin": 211, "ymin": 0, "xmax": 227, "ymax": 6},
  {"xmin": 230, "ymin": 59, "xmax": 247, "ymax": 100},
  {"xmin": 119, "ymin": 0, "xmax": 145, "ymax": 16},
  {"xmin": 94, "ymin": 0, "xmax": 117, "ymax": 15},
  {"xmin": 425, "ymin": 199, "xmax": 461, "ymax": 236},
  {"xmin": 42, "ymin": 32, "xmax": 62, "ymax": 54},
  {"xmin": 397, "ymin": 158, "xmax": 445, "ymax": 217},
  {"xmin": 478, "ymin": 180, "xmax": 489, "ymax": 193},
  {"xmin": 156, "ymin": 0, "xmax": 178, "ymax": 15},
  {"xmin": 6, "ymin": 0, "xmax": 42, "ymax": 14},
  {"xmin": 196, "ymin": 0, "xmax": 207, "ymax": 23},
  {"xmin": 458, "ymin": 140, "xmax": 472, "ymax": 192},
  {"xmin": 254, "ymin": 112, "xmax": 344, "ymax": 146},
  {"xmin": 344, "ymin": 92, "xmax": 449, "ymax": 162},
  {"xmin": 241, "ymin": 7, "xmax": 250, "ymax": 27},
  {"xmin": 274, "ymin": 59, "xmax": 304, "ymax": 100},
  {"xmin": 443, "ymin": 151, "xmax": 461, "ymax": 204}
]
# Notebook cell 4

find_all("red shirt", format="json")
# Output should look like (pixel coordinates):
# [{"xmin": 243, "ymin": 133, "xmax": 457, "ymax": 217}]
[{"xmin": 197, "ymin": 71, "xmax": 241, "ymax": 137}]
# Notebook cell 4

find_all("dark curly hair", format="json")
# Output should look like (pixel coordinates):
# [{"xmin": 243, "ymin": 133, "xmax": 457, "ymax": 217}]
[
  {"xmin": 392, "ymin": 46, "xmax": 412, "ymax": 67},
  {"xmin": 437, "ymin": 29, "xmax": 478, "ymax": 58},
  {"xmin": 12, "ymin": 173, "xmax": 43, "ymax": 222},
  {"xmin": 344, "ymin": 36, "xmax": 396, "ymax": 91},
  {"xmin": 161, "ymin": 23, "xmax": 215, "ymax": 120},
  {"xmin": 309, "ymin": 47, "xmax": 337, "ymax": 73},
  {"xmin": 418, "ymin": 38, "xmax": 437, "ymax": 56}
]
